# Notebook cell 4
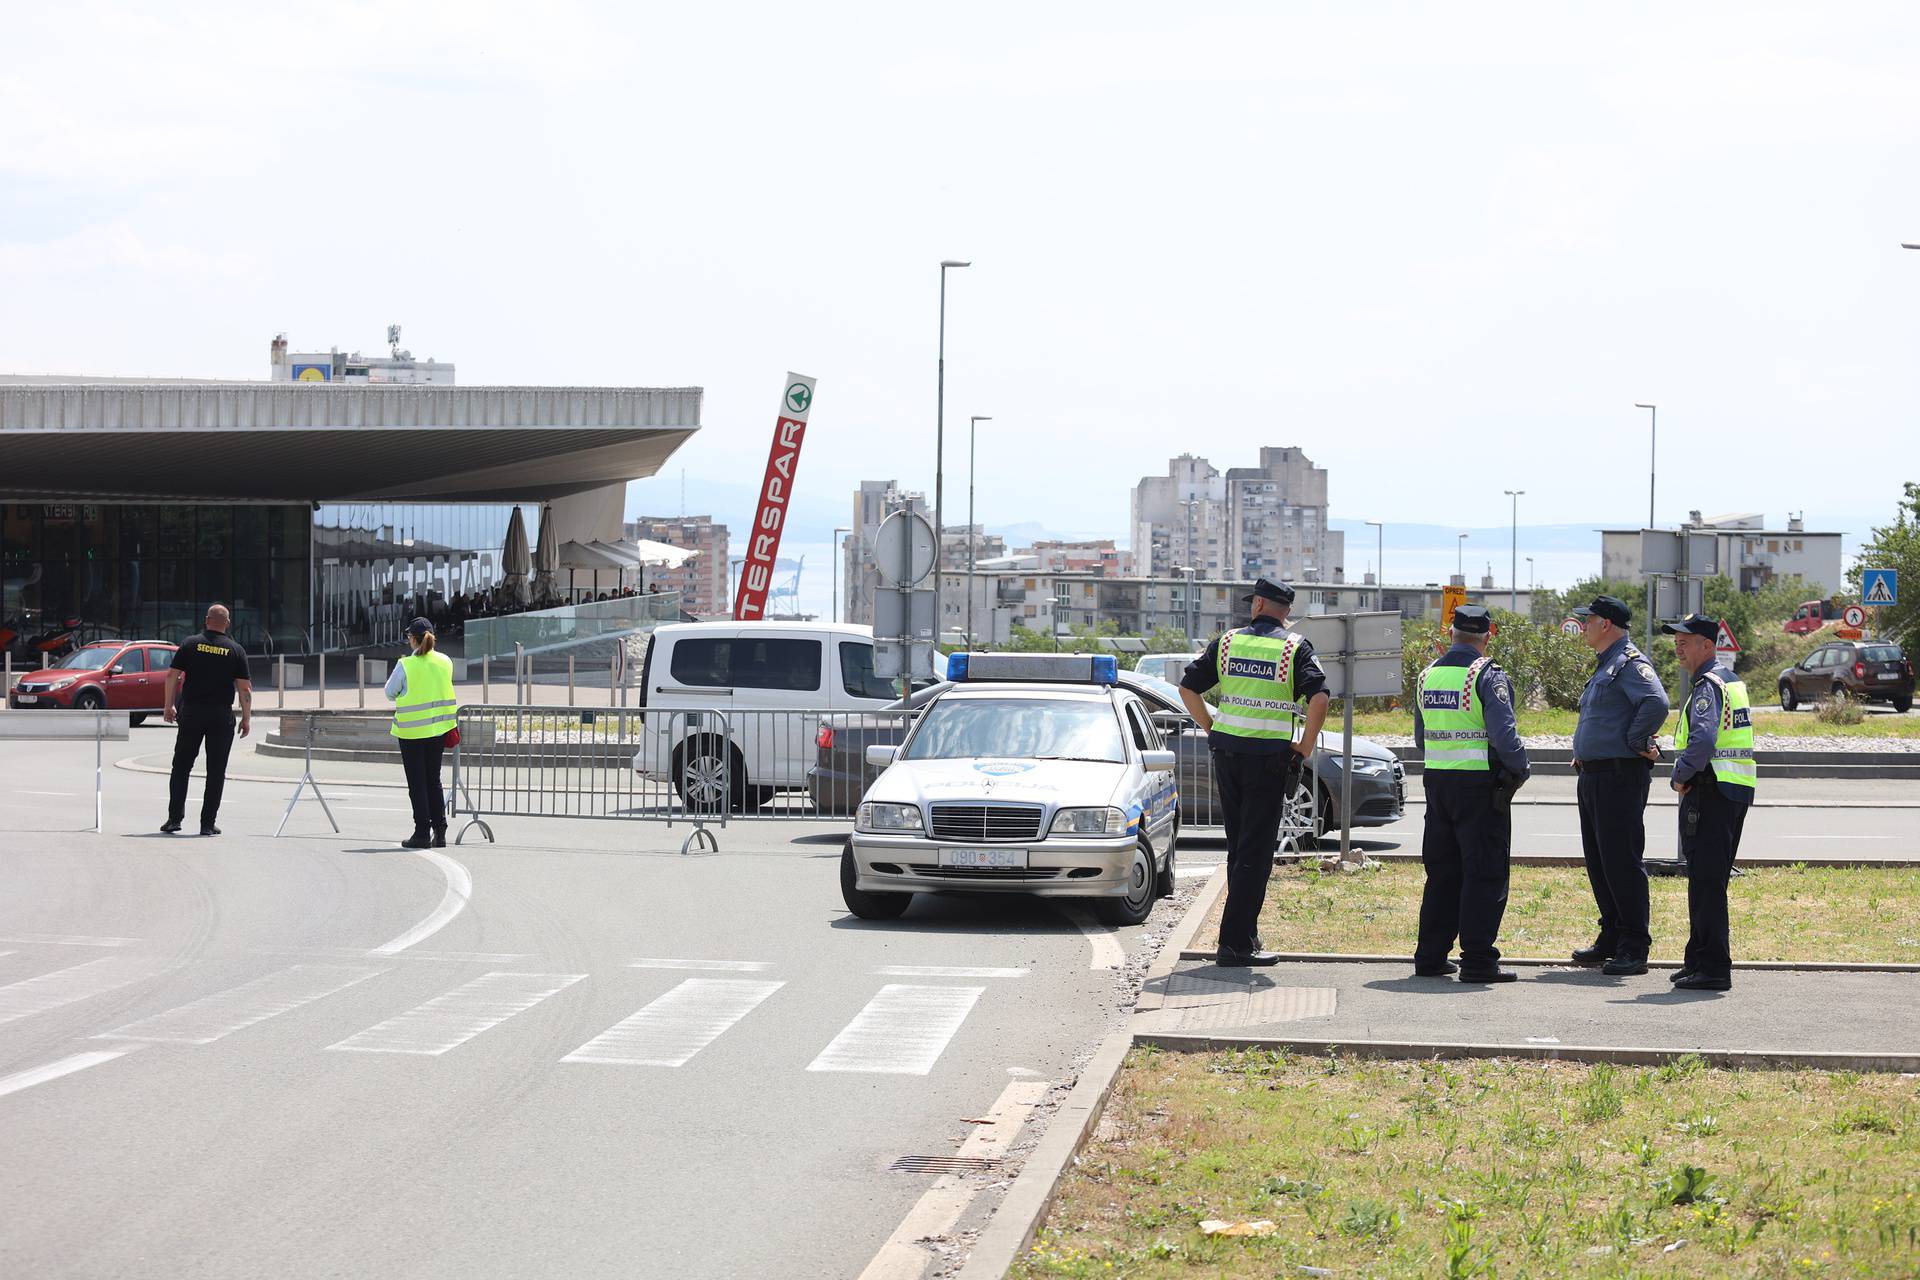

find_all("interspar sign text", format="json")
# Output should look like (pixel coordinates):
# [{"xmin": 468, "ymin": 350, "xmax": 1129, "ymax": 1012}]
[{"xmin": 733, "ymin": 372, "xmax": 817, "ymax": 621}]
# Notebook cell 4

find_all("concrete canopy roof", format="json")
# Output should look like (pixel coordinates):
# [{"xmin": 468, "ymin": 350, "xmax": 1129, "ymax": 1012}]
[{"xmin": 0, "ymin": 382, "xmax": 701, "ymax": 503}]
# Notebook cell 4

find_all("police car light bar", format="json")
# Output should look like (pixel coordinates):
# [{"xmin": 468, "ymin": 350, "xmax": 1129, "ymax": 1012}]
[{"xmin": 948, "ymin": 653, "xmax": 1119, "ymax": 685}]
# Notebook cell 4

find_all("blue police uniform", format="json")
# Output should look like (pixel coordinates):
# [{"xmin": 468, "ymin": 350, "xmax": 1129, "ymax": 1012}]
[
  {"xmin": 1410, "ymin": 614, "xmax": 1531, "ymax": 979},
  {"xmin": 1570, "ymin": 599, "xmax": 1670, "ymax": 970},
  {"xmin": 1668, "ymin": 640, "xmax": 1754, "ymax": 987}
]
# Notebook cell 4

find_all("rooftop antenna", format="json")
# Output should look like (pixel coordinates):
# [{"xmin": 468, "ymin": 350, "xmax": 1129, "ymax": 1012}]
[{"xmin": 387, "ymin": 324, "xmax": 402, "ymax": 359}]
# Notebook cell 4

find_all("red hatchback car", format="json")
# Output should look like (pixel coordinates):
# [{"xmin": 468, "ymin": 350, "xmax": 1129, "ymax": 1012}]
[{"xmin": 8, "ymin": 641, "xmax": 178, "ymax": 725}]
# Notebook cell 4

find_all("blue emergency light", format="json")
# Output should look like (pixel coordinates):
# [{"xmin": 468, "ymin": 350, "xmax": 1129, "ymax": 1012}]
[{"xmin": 947, "ymin": 653, "xmax": 1119, "ymax": 685}]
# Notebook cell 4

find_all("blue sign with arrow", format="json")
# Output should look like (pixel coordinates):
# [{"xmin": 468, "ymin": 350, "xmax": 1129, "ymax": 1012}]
[{"xmin": 1862, "ymin": 568, "xmax": 1898, "ymax": 607}]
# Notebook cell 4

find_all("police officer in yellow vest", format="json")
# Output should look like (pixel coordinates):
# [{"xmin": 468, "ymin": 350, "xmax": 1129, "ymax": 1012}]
[
  {"xmin": 1662, "ymin": 614, "xmax": 1754, "ymax": 992},
  {"xmin": 1413, "ymin": 605, "xmax": 1531, "ymax": 982},
  {"xmin": 1180, "ymin": 577, "xmax": 1329, "ymax": 966},
  {"xmin": 383, "ymin": 617, "xmax": 460, "ymax": 849}
]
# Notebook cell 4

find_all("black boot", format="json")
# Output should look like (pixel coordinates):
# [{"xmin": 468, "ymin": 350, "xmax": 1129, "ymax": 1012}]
[
  {"xmin": 1571, "ymin": 937, "xmax": 1615, "ymax": 967},
  {"xmin": 431, "ymin": 828, "xmax": 447, "ymax": 848},
  {"xmin": 401, "ymin": 830, "xmax": 432, "ymax": 849}
]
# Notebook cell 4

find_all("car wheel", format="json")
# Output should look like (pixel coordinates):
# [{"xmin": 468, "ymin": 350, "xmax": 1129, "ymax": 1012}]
[
  {"xmin": 72, "ymin": 689, "xmax": 105, "ymax": 711},
  {"xmin": 1894, "ymin": 695, "xmax": 1913, "ymax": 714},
  {"xmin": 1281, "ymin": 777, "xmax": 1326, "ymax": 851},
  {"xmin": 839, "ymin": 842, "xmax": 910, "ymax": 920},
  {"xmin": 1095, "ymin": 839, "xmax": 1157, "ymax": 926},
  {"xmin": 1778, "ymin": 681, "xmax": 1798, "ymax": 712},
  {"xmin": 1154, "ymin": 823, "xmax": 1178, "ymax": 899},
  {"xmin": 128, "ymin": 713, "xmax": 148, "ymax": 726},
  {"xmin": 1831, "ymin": 684, "xmax": 1850, "ymax": 705},
  {"xmin": 672, "ymin": 737, "xmax": 744, "ymax": 815}
]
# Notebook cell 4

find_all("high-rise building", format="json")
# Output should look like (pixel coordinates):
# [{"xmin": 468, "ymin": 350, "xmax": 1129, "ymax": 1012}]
[
  {"xmin": 1130, "ymin": 448, "xmax": 1342, "ymax": 586},
  {"xmin": 625, "ymin": 515, "xmax": 729, "ymax": 616},
  {"xmin": 1130, "ymin": 454, "xmax": 1226, "ymax": 578},
  {"xmin": 845, "ymin": 480, "xmax": 927, "ymax": 626}
]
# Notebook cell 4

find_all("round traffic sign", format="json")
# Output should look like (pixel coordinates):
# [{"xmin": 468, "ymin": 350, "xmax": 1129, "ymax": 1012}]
[
  {"xmin": 873, "ymin": 510, "xmax": 936, "ymax": 588},
  {"xmin": 1560, "ymin": 618, "xmax": 1581, "ymax": 637},
  {"xmin": 1843, "ymin": 604, "xmax": 1866, "ymax": 629}
]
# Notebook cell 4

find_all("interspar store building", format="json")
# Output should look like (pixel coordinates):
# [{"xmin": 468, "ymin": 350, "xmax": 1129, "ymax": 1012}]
[{"xmin": 0, "ymin": 377, "xmax": 701, "ymax": 657}]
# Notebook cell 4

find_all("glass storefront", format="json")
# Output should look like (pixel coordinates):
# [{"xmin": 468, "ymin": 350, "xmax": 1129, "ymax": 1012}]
[{"xmin": 3, "ymin": 501, "xmax": 537, "ymax": 657}]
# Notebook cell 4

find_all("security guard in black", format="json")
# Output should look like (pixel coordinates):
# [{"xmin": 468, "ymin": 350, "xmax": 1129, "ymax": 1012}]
[{"xmin": 163, "ymin": 604, "xmax": 253, "ymax": 835}]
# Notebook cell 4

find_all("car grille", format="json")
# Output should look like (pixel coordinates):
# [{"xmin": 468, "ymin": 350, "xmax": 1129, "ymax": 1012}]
[
  {"xmin": 15, "ymin": 683, "xmax": 46, "ymax": 694},
  {"xmin": 906, "ymin": 864, "xmax": 1062, "ymax": 880},
  {"xmin": 927, "ymin": 803, "xmax": 1044, "ymax": 842}
]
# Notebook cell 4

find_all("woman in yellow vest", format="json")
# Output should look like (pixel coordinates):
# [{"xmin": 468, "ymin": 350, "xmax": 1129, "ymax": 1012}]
[{"xmin": 383, "ymin": 617, "xmax": 460, "ymax": 849}]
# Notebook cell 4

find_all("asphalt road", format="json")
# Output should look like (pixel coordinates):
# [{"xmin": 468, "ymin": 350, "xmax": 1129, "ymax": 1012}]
[{"xmin": 0, "ymin": 736, "xmax": 1184, "ymax": 1280}]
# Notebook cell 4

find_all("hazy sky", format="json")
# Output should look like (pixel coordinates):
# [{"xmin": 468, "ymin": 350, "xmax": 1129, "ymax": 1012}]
[{"xmin": 6, "ymin": 2, "xmax": 1918, "ymax": 565}]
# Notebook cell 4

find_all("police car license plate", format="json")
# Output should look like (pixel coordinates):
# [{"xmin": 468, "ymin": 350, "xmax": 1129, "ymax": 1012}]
[
  {"xmin": 940, "ymin": 847, "xmax": 1027, "ymax": 869},
  {"xmin": 13, "ymin": 695, "xmax": 36, "ymax": 704}
]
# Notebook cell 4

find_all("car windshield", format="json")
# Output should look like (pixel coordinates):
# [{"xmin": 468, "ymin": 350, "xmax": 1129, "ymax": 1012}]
[
  {"xmin": 57, "ymin": 645, "xmax": 123, "ymax": 670},
  {"xmin": 1860, "ymin": 645, "xmax": 1902, "ymax": 663},
  {"xmin": 1124, "ymin": 672, "xmax": 1184, "ymax": 711},
  {"xmin": 901, "ymin": 697, "xmax": 1127, "ymax": 763}
]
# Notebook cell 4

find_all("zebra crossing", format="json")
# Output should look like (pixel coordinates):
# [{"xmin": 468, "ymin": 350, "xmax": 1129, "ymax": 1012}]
[{"xmin": 0, "ymin": 948, "xmax": 1030, "ymax": 1093}]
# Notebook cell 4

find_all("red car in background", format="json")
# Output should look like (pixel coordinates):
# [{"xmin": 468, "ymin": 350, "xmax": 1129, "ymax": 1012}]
[{"xmin": 7, "ymin": 641, "xmax": 178, "ymax": 725}]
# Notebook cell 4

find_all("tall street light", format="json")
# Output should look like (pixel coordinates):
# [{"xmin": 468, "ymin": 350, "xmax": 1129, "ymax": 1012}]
[
  {"xmin": 1364, "ymin": 520, "xmax": 1383, "ymax": 610},
  {"xmin": 1503, "ymin": 490, "xmax": 1524, "ymax": 612},
  {"xmin": 966, "ymin": 415, "xmax": 991, "ymax": 645},
  {"xmin": 1635, "ymin": 403, "xmax": 1657, "ymax": 646},
  {"xmin": 832, "ymin": 526, "xmax": 850, "ymax": 623},
  {"xmin": 935, "ymin": 260, "xmax": 971, "ymax": 635},
  {"xmin": 1526, "ymin": 556, "xmax": 1535, "ymax": 592},
  {"xmin": 1457, "ymin": 532, "xmax": 1469, "ymax": 582}
]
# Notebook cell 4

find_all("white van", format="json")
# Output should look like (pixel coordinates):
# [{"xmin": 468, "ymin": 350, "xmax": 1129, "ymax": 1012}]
[{"xmin": 633, "ymin": 621, "xmax": 903, "ymax": 810}]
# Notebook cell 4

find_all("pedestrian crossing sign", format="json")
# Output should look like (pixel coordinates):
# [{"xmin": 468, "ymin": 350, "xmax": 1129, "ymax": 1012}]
[{"xmin": 1862, "ymin": 568, "xmax": 1898, "ymax": 606}]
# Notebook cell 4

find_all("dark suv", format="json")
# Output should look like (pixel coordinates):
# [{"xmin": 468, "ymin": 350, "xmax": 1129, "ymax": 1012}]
[{"xmin": 1778, "ymin": 640, "xmax": 1913, "ymax": 713}]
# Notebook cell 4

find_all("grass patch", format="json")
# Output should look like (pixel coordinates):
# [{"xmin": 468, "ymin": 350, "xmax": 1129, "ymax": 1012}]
[
  {"xmin": 1013, "ymin": 1050, "xmax": 1920, "ymax": 1278},
  {"xmin": 1348, "ymin": 708, "xmax": 1920, "ymax": 740},
  {"xmin": 1218, "ymin": 863, "xmax": 1920, "ymax": 964}
]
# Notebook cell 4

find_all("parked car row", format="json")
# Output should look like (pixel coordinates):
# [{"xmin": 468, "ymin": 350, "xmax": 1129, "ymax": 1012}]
[{"xmin": 6, "ymin": 641, "xmax": 178, "ymax": 724}]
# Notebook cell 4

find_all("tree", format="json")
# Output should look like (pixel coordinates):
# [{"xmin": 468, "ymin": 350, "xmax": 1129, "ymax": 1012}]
[{"xmin": 1848, "ymin": 482, "xmax": 1920, "ymax": 648}]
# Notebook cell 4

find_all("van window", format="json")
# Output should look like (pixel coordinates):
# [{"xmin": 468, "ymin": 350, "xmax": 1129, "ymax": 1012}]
[
  {"xmin": 669, "ymin": 638, "xmax": 733, "ymax": 687},
  {"xmin": 839, "ymin": 642, "xmax": 896, "ymax": 700},
  {"xmin": 735, "ymin": 638, "xmax": 821, "ymax": 690}
]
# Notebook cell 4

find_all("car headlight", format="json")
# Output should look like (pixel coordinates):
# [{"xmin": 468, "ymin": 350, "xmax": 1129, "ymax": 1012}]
[
  {"xmin": 1049, "ymin": 806, "xmax": 1129, "ymax": 836},
  {"xmin": 857, "ymin": 802, "xmax": 924, "ymax": 832},
  {"xmin": 48, "ymin": 677, "xmax": 78, "ymax": 691},
  {"xmin": 1347, "ymin": 757, "xmax": 1391, "ymax": 775}
]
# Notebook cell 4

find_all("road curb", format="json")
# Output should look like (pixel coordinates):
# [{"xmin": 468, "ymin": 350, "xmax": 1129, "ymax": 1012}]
[
  {"xmin": 956, "ymin": 868, "xmax": 1227, "ymax": 1279},
  {"xmin": 116, "ymin": 753, "xmax": 409, "ymax": 790},
  {"xmin": 1173, "ymin": 949, "xmax": 1920, "ymax": 974},
  {"xmin": 1131, "ymin": 1032, "xmax": 1920, "ymax": 1074}
]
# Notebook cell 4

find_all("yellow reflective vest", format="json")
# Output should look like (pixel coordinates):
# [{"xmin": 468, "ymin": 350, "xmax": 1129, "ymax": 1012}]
[{"xmin": 390, "ymin": 651, "xmax": 459, "ymax": 740}]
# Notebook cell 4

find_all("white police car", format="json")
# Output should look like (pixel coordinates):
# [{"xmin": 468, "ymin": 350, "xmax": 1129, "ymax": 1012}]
[{"xmin": 841, "ymin": 652, "xmax": 1180, "ymax": 925}]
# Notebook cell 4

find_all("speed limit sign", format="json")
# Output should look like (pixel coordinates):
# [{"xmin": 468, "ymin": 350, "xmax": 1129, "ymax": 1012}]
[{"xmin": 1843, "ymin": 604, "xmax": 1866, "ymax": 629}]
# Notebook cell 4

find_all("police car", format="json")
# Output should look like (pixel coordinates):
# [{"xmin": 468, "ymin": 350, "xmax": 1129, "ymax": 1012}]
[{"xmin": 841, "ymin": 652, "xmax": 1179, "ymax": 926}]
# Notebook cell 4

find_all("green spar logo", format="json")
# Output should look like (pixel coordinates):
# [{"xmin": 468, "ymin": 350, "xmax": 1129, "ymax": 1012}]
[{"xmin": 784, "ymin": 382, "xmax": 813, "ymax": 415}]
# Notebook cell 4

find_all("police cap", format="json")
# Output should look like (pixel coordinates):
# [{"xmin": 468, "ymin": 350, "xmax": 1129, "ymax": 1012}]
[
  {"xmin": 1660, "ymin": 613, "xmax": 1721, "ymax": 640},
  {"xmin": 406, "ymin": 616, "xmax": 435, "ymax": 637},
  {"xmin": 1571, "ymin": 595, "xmax": 1632, "ymax": 627},
  {"xmin": 1239, "ymin": 576, "xmax": 1296, "ymax": 606},
  {"xmin": 1450, "ymin": 604, "xmax": 1493, "ymax": 634}
]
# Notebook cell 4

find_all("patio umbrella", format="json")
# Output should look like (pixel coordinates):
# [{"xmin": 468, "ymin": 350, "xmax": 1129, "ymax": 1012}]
[
  {"xmin": 531, "ymin": 503, "xmax": 560, "ymax": 604},
  {"xmin": 500, "ymin": 505, "xmax": 531, "ymax": 609}
]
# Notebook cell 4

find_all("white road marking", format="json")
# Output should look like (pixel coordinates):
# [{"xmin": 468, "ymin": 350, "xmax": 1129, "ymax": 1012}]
[
  {"xmin": 874, "ymin": 965, "xmax": 1029, "ymax": 978},
  {"xmin": 626, "ymin": 958, "xmax": 773, "ymax": 972},
  {"xmin": 0, "ymin": 1048, "xmax": 139, "ymax": 1100},
  {"xmin": 808, "ymin": 985, "xmax": 984, "ymax": 1076},
  {"xmin": 16, "ymin": 790, "xmax": 75, "ymax": 797},
  {"xmin": 254, "ymin": 947, "xmax": 529, "ymax": 963},
  {"xmin": 0, "ymin": 956, "xmax": 162, "ymax": 1026},
  {"xmin": 328, "ymin": 972, "xmax": 585, "ymax": 1056},
  {"xmin": 0, "ymin": 934, "xmax": 141, "ymax": 947},
  {"xmin": 369, "ymin": 849, "xmax": 472, "ymax": 955},
  {"xmin": 856, "ymin": 1078, "xmax": 1052, "ymax": 1279},
  {"xmin": 1061, "ymin": 908, "xmax": 1128, "ymax": 971},
  {"xmin": 563, "ymin": 979, "xmax": 784, "ymax": 1067},
  {"xmin": 0, "ymin": 951, "xmax": 13, "ymax": 959},
  {"xmin": 96, "ymin": 964, "xmax": 386, "ymax": 1044}
]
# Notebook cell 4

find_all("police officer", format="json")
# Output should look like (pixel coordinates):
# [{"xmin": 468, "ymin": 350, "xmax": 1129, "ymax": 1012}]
[
  {"xmin": 1661, "ymin": 614, "xmax": 1754, "ymax": 992},
  {"xmin": 1179, "ymin": 577, "xmax": 1330, "ymax": 967},
  {"xmin": 1412, "ymin": 605, "xmax": 1530, "ymax": 983},
  {"xmin": 160, "ymin": 603, "xmax": 252, "ymax": 836},
  {"xmin": 1569, "ymin": 594, "xmax": 1669, "ymax": 975}
]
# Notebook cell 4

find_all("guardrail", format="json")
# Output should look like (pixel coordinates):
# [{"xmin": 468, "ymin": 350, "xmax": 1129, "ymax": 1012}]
[{"xmin": 0, "ymin": 708, "xmax": 130, "ymax": 831}]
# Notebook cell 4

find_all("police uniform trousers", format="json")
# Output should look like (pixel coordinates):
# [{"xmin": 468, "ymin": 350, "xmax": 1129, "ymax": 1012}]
[
  {"xmin": 1678, "ymin": 782, "xmax": 1748, "ymax": 981},
  {"xmin": 1575, "ymin": 759, "xmax": 1654, "ymax": 958},
  {"xmin": 168, "ymin": 706, "xmax": 235, "ymax": 827},
  {"xmin": 398, "ymin": 735, "xmax": 448, "ymax": 836},
  {"xmin": 1414, "ymin": 774, "xmax": 1511, "ymax": 970},
  {"xmin": 1213, "ymin": 748, "xmax": 1298, "ymax": 954}
]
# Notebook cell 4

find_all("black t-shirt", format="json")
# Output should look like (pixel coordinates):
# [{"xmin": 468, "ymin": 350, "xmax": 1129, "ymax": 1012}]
[{"xmin": 173, "ymin": 630, "xmax": 250, "ymax": 710}]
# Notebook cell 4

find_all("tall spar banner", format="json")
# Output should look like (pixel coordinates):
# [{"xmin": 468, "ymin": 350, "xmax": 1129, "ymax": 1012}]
[{"xmin": 732, "ymin": 372, "xmax": 817, "ymax": 621}]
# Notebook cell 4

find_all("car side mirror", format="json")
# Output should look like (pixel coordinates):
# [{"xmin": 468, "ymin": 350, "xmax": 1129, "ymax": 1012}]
[
  {"xmin": 110, "ymin": 664, "xmax": 126, "ymax": 675},
  {"xmin": 1141, "ymin": 749, "xmax": 1177, "ymax": 773},
  {"xmin": 865, "ymin": 745, "xmax": 899, "ymax": 768}
]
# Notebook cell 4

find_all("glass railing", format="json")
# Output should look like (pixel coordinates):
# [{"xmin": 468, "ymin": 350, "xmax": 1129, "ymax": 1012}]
[{"xmin": 463, "ymin": 592, "xmax": 683, "ymax": 658}]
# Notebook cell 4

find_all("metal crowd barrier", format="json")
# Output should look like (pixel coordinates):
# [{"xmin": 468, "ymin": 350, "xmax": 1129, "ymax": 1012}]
[{"xmin": 0, "ymin": 708, "xmax": 131, "ymax": 832}]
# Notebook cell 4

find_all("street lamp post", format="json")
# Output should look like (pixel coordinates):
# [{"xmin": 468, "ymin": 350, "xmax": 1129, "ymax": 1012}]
[
  {"xmin": 1179, "ymin": 497, "xmax": 1201, "ymax": 640},
  {"xmin": 935, "ymin": 260, "xmax": 971, "ymax": 639},
  {"xmin": 1364, "ymin": 520, "xmax": 1383, "ymax": 610},
  {"xmin": 832, "ymin": 526, "xmax": 850, "ymax": 623},
  {"xmin": 1456, "ymin": 532, "xmax": 1469, "ymax": 582},
  {"xmin": 967, "ymin": 415, "xmax": 991, "ymax": 644},
  {"xmin": 1635, "ymin": 403, "xmax": 1657, "ymax": 647},
  {"xmin": 1503, "ymin": 490, "xmax": 1524, "ymax": 612}
]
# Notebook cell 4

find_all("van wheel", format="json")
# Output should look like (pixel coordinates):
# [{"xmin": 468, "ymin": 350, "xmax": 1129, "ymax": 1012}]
[
  {"xmin": 1154, "ymin": 823, "xmax": 1178, "ymax": 899},
  {"xmin": 1096, "ymin": 839, "xmax": 1157, "ymax": 926},
  {"xmin": 1778, "ymin": 681, "xmax": 1798, "ymax": 712},
  {"xmin": 840, "ymin": 842, "xmax": 910, "ymax": 919},
  {"xmin": 673, "ymin": 737, "xmax": 743, "ymax": 815}
]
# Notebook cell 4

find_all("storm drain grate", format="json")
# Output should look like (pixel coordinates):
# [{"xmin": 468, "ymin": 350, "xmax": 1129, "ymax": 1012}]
[{"xmin": 890, "ymin": 1154, "xmax": 1004, "ymax": 1175}]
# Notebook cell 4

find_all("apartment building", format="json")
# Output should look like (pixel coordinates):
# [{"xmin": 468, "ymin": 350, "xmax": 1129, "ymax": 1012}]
[
  {"xmin": 845, "ymin": 480, "xmax": 928, "ymax": 626},
  {"xmin": 1131, "ymin": 448, "xmax": 1343, "ymax": 585},
  {"xmin": 1599, "ymin": 512, "xmax": 1844, "ymax": 596},
  {"xmin": 625, "ymin": 515, "xmax": 729, "ymax": 616}
]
